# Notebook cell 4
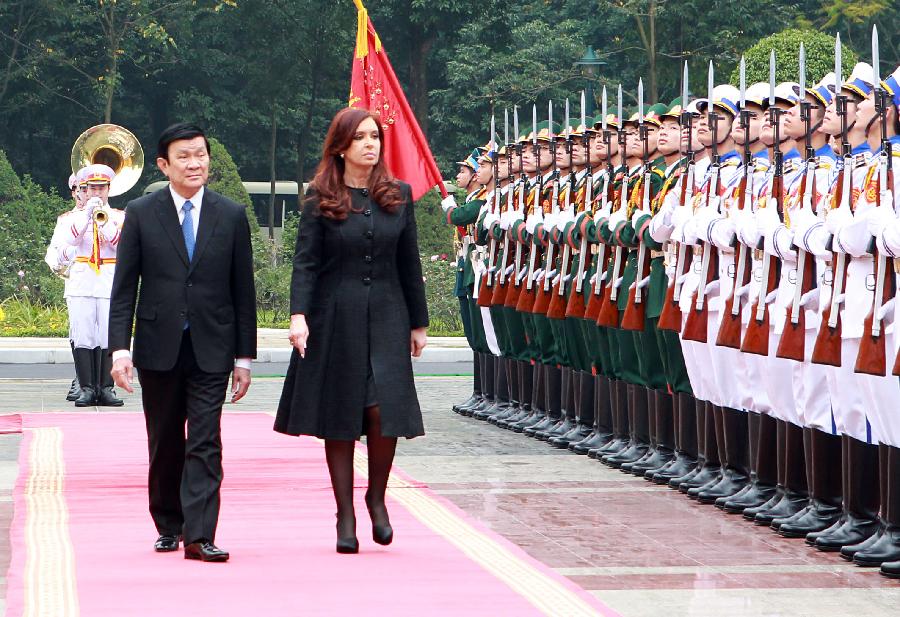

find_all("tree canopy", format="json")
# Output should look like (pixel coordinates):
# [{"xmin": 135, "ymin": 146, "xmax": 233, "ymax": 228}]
[{"xmin": 1, "ymin": 0, "xmax": 895, "ymax": 204}]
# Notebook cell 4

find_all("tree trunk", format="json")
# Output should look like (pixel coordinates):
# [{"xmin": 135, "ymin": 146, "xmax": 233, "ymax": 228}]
[
  {"xmin": 297, "ymin": 36, "xmax": 324, "ymax": 212},
  {"xmin": 268, "ymin": 103, "xmax": 277, "ymax": 242},
  {"xmin": 0, "ymin": 2, "xmax": 26, "ymax": 109},
  {"xmin": 633, "ymin": 0, "xmax": 658, "ymax": 105},
  {"xmin": 408, "ymin": 32, "xmax": 433, "ymax": 136}
]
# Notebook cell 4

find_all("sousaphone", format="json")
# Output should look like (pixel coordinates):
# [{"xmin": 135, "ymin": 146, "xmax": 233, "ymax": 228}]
[{"xmin": 71, "ymin": 124, "xmax": 144, "ymax": 197}]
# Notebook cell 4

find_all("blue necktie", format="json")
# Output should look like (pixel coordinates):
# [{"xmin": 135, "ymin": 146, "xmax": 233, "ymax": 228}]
[
  {"xmin": 182, "ymin": 200, "xmax": 195, "ymax": 261},
  {"xmin": 182, "ymin": 200, "xmax": 195, "ymax": 330}
]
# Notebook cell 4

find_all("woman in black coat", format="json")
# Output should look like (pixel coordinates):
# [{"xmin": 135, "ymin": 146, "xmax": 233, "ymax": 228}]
[{"xmin": 275, "ymin": 107, "xmax": 429, "ymax": 554}]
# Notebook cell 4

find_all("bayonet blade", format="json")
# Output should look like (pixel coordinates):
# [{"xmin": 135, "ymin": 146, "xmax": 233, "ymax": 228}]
[
  {"xmin": 638, "ymin": 78, "xmax": 644, "ymax": 124},
  {"xmin": 490, "ymin": 114, "xmax": 495, "ymax": 151},
  {"xmin": 532, "ymin": 104, "xmax": 537, "ymax": 144},
  {"xmin": 580, "ymin": 91, "xmax": 586, "ymax": 129},
  {"xmin": 565, "ymin": 99, "xmax": 570, "ymax": 138},
  {"xmin": 769, "ymin": 50, "xmax": 776, "ymax": 106},
  {"xmin": 682, "ymin": 61, "xmax": 689, "ymax": 108},
  {"xmin": 799, "ymin": 43, "xmax": 806, "ymax": 95},
  {"xmin": 548, "ymin": 100, "xmax": 554, "ymax": 140},
  {"xmin": 513, "ymin": 106, "xmax": 519, "ymax": 142},
  {"xmin": 873, "ymin": 25, "xmax": 880, "ymax": 86},
  {"xmin": 504, "ymin": 108, "xmax": 509, "ymax": 145},
  {"xmin": 617, "ymin": 84, "xmax": 622, "ymax": 128},
  {"xmin": 739, "ymin": 56, "xmax": 746, "ymax": 108},
  {"xmin": 835, "ymin": 34, "xmax": 842, "ymax": 93},
  {"xmin": 602, "ymin": 86, "xmax": 608, "ymax": 131},
  {"xmin": 707, "ymin": 61, "xmax": 714, "ymax": 109}
]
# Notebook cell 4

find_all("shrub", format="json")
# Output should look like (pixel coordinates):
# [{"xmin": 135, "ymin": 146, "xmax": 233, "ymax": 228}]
[{"xmin": 732, "ymin": 28, "xmax": 859, "ymax": 86}]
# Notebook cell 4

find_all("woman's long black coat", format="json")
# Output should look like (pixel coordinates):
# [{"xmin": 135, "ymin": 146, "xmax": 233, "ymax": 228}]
[{"xmin": 274, "ymin": 183, "xmax": 429, "ymax": 440}]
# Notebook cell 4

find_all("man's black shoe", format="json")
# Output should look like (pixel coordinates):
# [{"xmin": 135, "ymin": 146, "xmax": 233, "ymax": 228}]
[
  {"xmin": 184, "ymin": 540, "xmax": 229, "ymax": 562},
  {"xmin": 154, "ymin": 534, "xmax": 181, "ymax": 552}
]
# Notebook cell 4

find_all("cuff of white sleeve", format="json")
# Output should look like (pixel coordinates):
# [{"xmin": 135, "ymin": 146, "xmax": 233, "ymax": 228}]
[
  {"xmin": 112, "ymin": 350, "xmax": 131, "ymax": 362},
  {"xmin": 234, "ymin": 358, "xmax": 253, "ymax": 371},
  {"xmin": 441, "ymin": 195, "xmax": 458, "ymax": 212}
]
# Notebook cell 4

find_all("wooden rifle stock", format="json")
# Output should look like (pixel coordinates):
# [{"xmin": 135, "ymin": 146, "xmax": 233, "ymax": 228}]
[
  {"xmin": 584, "ymin": 245, "xmax": 609, "ymax": 321},
  {"xmin": 775, "ymin": 249, "xmax": 815, "ymax": 361},
  {"xmin": 546, "ymin": 249, "xmax": 571, "ymax": 320},
  {"xmin": 716, "ymin": 170, "xmax": 751, "ymax": 348},
  {"xmin": 811, "ymin": 250, "xmax": 846, "ymax": 365},
  {"xmin": 740, "ymin": 253, "xmax": 779, "ymax": 355},
  {"xmin": 658, "ymin": 242, "xmax": 688, "ymax": 332},
  {"xmin": 621, "ymin": 243, "xmax": 650, "ymax": 331},
  {"xmin": 681, "ymin": 244, "xmax": 719, "ymax": 342}
]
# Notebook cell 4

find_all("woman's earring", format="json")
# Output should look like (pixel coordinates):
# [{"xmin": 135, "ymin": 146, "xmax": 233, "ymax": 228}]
[{"xmin": 340, "ymin": 153, "xmax": 345, "ymax": 159}]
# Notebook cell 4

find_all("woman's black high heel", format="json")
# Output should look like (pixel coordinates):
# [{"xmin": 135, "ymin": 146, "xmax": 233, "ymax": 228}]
[
  {"xmin": 335, "ymin": 514, "xmax": 359, "ymax": 554},
  {"xmin": 365, "ymin": 492, "xmax": 393, "ymax": 546}
]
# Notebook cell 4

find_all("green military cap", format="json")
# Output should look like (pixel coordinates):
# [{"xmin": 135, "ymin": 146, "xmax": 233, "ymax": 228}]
[
  {"xmin": 644, "ymin": 103, "xmax": 668, "ymax": 127},
  {"xmin": 455, "ymin": 147, "xmax": 481, "ymax": 170},
  {"xmin": 660, "ymin": 97, "xmax": 684, "ymax": 120},
  {"xmin": 591, "ymin": 113, "xmax": 619, "ymax": 131},
  {"xmin": 555, "ymin": 119, "xmax": 583, "ymax": 140},
  {"xmin": 533, "ymin": 120, "xmax": 559, "ymax": 142}
]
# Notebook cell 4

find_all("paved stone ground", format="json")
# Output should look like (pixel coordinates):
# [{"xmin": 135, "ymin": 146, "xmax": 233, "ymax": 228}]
[{"xmin": 0, "ymin": 376, "xmax": 898, "ymax": 617}]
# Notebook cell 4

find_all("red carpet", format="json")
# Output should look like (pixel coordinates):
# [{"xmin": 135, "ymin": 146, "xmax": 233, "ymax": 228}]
[{"xmin": 4, "ymin": 412, "xmax": 613, "ymax": 616}]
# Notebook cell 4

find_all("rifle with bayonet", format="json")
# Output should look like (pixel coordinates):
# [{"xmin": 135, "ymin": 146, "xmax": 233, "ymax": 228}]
[
  {"xmin": 503, "ymin": 108, "xmax": 530, "ymax": 309},
  {"xmin": 683, "ymin": 62, "xmax": 722, "ymax": 343},
  {"xmin": 491, "ymin": 108, "xmax": 518, "ymax": 306},
  {"xmin": 812, "ymin": 38, "xmax": 849, "ymax": 366},
  {"xmin": 514, "ymin": 104, "xmax": 544, "ymax": 312},
  {"xmin": 477, "ymin": 113, "xmax": 499, "ymax": 307},
  {"xmin": 596, "ymin": 85, "xmax": 626, "ymax": 328},
  {"xmin": 659, "ymin": 62, "xmax": 694, "ymax": 332},
  {"xmin": 622, "ymin": 78, "xmax": 652, "ymax": 331},
  {"xmin": 777, "ymin": 44, "xmax": 819, "ymax": 361},
  {"xmin": 857, "ymin": 26, "xmax": 896, "ymax": 375},
  {"xmin": 567, "ymin": 91, "xmax": 594, "ymax": 319},
  {"xmin": 717, "ymin": 56, "xmax": 753, "ymax": 348},
  {"xmin": 548, "ymin": 99, "xmax": 575, "ymax": 320},
  {"xmin": 585, "ymin": 87, "xmax": 614, "ymax": 322},
  {"xmin": 742, "ymin": 51, "xmax": 784, "ymax": 356},
  {"xmin": 532, "ymin": 101, "xmax": 558, "ymax": 316}
]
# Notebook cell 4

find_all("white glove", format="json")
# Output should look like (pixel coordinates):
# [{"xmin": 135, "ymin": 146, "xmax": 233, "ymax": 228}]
[
  {"xmin": 557, "ymin": 209, "xmax": 575, "ymax": 229},
  {"xmin": 867, "ymin": 201, "xmax": 897, "ymax": 238},
  {"xmin": 756, "ymin": 197, "xmax": 781, "ymax": 236},
  {"xmin": 636, "ymin": 275, "xmax": 651, "ymax": 290},
  {"xmin": 482, "ymin": 211, "xmax": 500, "ymax": 231},
  {"xmin": 593, "ymin": 209, "xmax": 609, "ymax": 227},
  {"xmin": 703, "ymin": 279, "xmax": 720, "ymax": 298},
  {"xmin": 799, "ymin": 288, "xmax": 820, "ymax": 312},
  {"xmin": 525, "ymin": 213, "xmax": 541, "ymax": 235},
  {"xmin": 734, "ymin": 283, "xmax": 752, "ymax": 301},
  {"xmin": 441, "ymin": 195, "xmax": 458, "ymax": 213},
  {"xmin": 608, "ymin": 208, "xmax": 626, "ymax": 229},
  {"xmin": 631, "ymin": 206, "xmax": 651, "ymax": 224},
  {"xmin": 693, "ymin": 207, "xmax": 719, "ymax": 243},
  {"xmin": 876, "ymin": 298, "xmax": 895, "ymax": 325},
  {"xmin": 825, "ymin": 205, "xmax": 853, "ymax": 235},
  {"xmin": 542, "ymin": 212, "xmax": 558, "ymax": 232},
  {"xmin": 660, "ymin": 192, "xmax": 679, "ymax": 227},
  {"xmin": 790, "ymin": 206, "xmax": 819, "ymax": 241}
]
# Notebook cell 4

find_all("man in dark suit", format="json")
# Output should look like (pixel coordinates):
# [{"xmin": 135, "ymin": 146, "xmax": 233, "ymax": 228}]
[{"xmin": 108, "ymin": 123, "xmax": 256, "ymax": 563}]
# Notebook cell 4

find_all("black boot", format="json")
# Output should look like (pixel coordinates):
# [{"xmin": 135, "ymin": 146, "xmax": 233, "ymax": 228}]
[
  {"xmin": 680, "ymin": 401, "xmax": 722, "ymax": 493},
  {"xmin": 652, "ymin": 392, "xmax": 698, "ymax": 484},
  {"xmin": 629, "ymin": 390, "xmax": 675, "ymax": 476},
  {"xmin": 697, "ymin": 407, "xmax": 750, "ymax": 504},
  {"xmin": 603, "ymin": 384, "xmax": 650, "ymax": 468},
  {"xmin": 755, "ymin": 421, "xmax": 808, "ymax": 526},
  {"xmin": 96, "ymin": 348, "xmax": 124, "ymax": 406},
  {"xmin": 621, "ymin": 386, "xmax": 660, "ymax": 474},
  {"xmin": 474, "ymin": 356, "xmax": 509, "ymax": 420},
  {"xmin": 465, "ymin": 354, "xmax": 494, "ymax": 416},
  {"xmin": 572, "ymin": 374, "xmax": 614, "ymax": 454},
  {"xmin": 543, "ymin": 368, "xmax": 576, "ymax": 441},
  {"xmin": 513, "ymin": 362, "xmax": 544, "ymax": 432},
  {"xmin": 66, "ymin": 340, "xmax": 81, "ymax": 401},
  {"xmin": 593, "ymin": 378, "xmax": 629, "ymax": 458},
  {"xmin": 851, "ymin": 445, "xmax": 900, "ymax": 566},
  {"xmin": 526, "ymin": 365, "xmax": 561, "ymax": 437},
  {"xmin": 503, "ymin": 361, "xmax": 533, "ymax": 429},
  {"xmin": 778, "ymin": 428, "xmax": 842, "ymax": 537},
  {"xmin": 722, "ymin": 411, "xmax": 778, "ymax": 513},
  {"xmin": 670, "ymin": 397, "xmax": 710, "ymax": 489},
  {"xmin": 72, "ymin": 347, "xmax": 97, "ymax": 407},
  {"xmin": 491, "ymin": 358, "xmax": 521, "ymax": 425},
  {"xmin": 551, "ymin": 371, "xmax": 593, "ymax": 447},
  {"xmin": 454, "ymin": 351, "xmax": 482, "ymax": 413},
  {"xmin": 812, "ymin": 436, "xmax": 880, "ymax": 551}
]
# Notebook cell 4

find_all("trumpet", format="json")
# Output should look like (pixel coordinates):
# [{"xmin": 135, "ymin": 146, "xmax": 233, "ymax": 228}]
[
  {"xmin": 85, "ymin": 197, "xmax": 109, "ymax": 225},
  {"xmin": 93, "ymin": 207, "xmax": 109, "ymax": 225}
]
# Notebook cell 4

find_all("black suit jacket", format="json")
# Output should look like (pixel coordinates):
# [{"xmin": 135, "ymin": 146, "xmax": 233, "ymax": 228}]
[{"xmin": 108, "ymin": 187, "xmax": 257, "ymax": 373}]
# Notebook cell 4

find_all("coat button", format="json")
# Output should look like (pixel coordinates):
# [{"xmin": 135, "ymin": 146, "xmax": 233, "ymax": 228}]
[
  {"xmin": 364, "ymin": 209, "xmax": 372, "ymax": 216},
  {"xmin": 364, "ymin": 255, "xmax": 373, "ymax": 263},
  {"xmin": 365, "ymin": 230, "xmax": 374, "ymax": 239},
  {"xmin": 362, "ymin": 276, "xmax": 372, "ymax": 285}
]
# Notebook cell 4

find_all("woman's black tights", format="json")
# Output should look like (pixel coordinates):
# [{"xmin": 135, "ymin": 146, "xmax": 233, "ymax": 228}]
[{"xmin": 325, "ymin": 405, "xmax": 397, "ymax": 540}]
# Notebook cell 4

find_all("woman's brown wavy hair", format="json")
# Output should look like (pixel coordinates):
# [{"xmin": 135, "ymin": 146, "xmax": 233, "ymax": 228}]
[{"xmin": 308, "ymin": 107, "xmax": 404, "ymax": 220}]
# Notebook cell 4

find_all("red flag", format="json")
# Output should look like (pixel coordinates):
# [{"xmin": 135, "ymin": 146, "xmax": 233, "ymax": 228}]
[{"xmin": 349, "ymin": 0, "xmax": 447, "ymax": 200}]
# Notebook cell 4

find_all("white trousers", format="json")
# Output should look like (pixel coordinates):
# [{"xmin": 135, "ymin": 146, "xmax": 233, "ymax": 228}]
[
  {"xmin": 793, "ymin": 329, "xmax": 832, "ymax": 433},
  {"xmin": 858, "ymin": 332, "xmax": 900, "ymax": 447},
  {"xmin": 763, "ymin": 330, "xmax": 801, "ymax": 426},
  {"xmin": 826, "ymin": 340, "xmax": 869, "ymax": 442},
  {"xmin": 66, "ymin": 296, "xmax": 109, "ymax": 349}
]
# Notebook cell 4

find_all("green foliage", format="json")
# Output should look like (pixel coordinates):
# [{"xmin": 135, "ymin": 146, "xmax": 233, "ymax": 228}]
[
  {"xmin": 0, "ymin": 151, "xmax": 70, "ymax": 306},
  {"xmin": 0, "ymin": 296, "xmax": 69, "ymax": 337},
  {"xmin": 415, "ymin": 188, "xmax": 455, "ymax": 258},
  {"xmin": 420, "ymin": 255, "xmax": 462, "ymax": 336},
  {"xmin": 732, "ymin": 28, "xmax": 860, "ymax": 86}
]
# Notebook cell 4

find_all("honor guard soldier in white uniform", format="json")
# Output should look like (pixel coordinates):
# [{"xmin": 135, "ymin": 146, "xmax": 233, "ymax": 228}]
[
  {"xmin": 60, "ymin": 164, "xmax": 126, "ymax": 406},
  {"xmin": 46, "ymin": 172, "xmax": 87, "ymax": 401}
]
